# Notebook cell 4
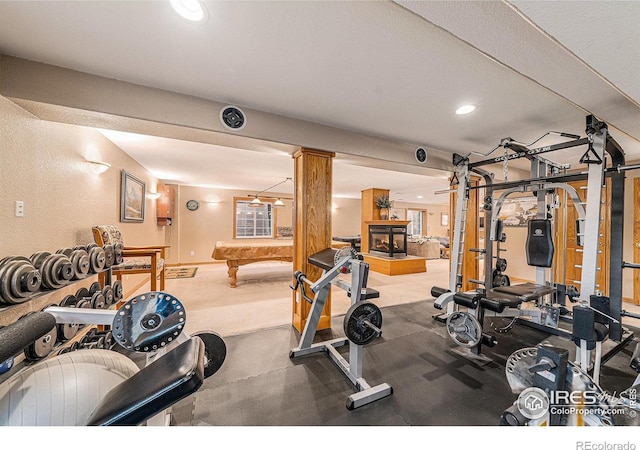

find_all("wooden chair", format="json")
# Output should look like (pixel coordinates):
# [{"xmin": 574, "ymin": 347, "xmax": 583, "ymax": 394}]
[{"xmin": 92, "ymin": 225, "xmax": 169, "ymax": 293}]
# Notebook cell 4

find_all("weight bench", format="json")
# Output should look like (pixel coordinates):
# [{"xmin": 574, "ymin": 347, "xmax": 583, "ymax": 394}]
[
  {"xmin": 483, "ymin": 220, "xmax": 557, "ymax": 311},
  {"xmin": 87, "ymin": 336, "xmax": 205, "ymax": 425}
]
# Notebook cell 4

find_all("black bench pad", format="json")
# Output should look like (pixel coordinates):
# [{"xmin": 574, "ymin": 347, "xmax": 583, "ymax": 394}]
[
  {"xmin": 87, "ymin": 336, "xmax": 205, "ymax": 426},
  {"xmin": 492, "ymin": 282, "xmax": 555, "ymax": 302},
  {"xmin": 308, "ymin": 248, "xmax": 338, "ymax": 271}
]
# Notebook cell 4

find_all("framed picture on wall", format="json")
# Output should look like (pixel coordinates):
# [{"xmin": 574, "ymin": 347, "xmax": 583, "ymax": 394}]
[
  {"xmin": 441, "ymin": 213, "xmax": 449, "ymax": 227},
  {"xmin": 120, "ymin": 170, "xmax": 145, "ymax": 223}
]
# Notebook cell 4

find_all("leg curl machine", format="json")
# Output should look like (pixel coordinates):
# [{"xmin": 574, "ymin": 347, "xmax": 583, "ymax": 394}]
[
  {"xmin": 432, "ymin": 115, "xmax": 634, "ymax": 371},
  {"xmin": 0, "ymin": 291, "xmax": 227, "ymax": 426},
  {"xmin": 289, "ymin": 247, "xmax": 392, "ymax": 410}
]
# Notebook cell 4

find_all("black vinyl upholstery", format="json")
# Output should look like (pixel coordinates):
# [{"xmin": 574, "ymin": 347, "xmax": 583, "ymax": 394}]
[
  {"xmin": 87, "ymin": 336, "xmax": 205, "ymax": 426},
  {"xmin": 526, "ymin": 219, "xmax": 554, "ymax": 268}
]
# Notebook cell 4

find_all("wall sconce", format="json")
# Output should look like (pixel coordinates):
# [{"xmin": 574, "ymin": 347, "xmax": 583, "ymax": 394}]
[
  {"xmin": 147, "ymin": 191, "xmax": 161, "ymax": 200},
  {"xmin": 87, "ymin": 160, "xmax": 111, "ymax": 175},
  {"xmin": 206, "ymin": 201, "xmax": 219, "ymax": 208}
]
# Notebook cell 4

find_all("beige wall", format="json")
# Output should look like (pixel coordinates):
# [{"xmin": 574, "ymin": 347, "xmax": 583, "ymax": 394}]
[
  {"xmin": 0, "ymin": 95, "xmax": 164, "ymax": 293},
  {"xmin": 164, "ymin": 188, "xmax": 363, "ymax": 265},
  {"xmin": 391, "ymin": 202, "xmax": 450, "ymax": 237}
]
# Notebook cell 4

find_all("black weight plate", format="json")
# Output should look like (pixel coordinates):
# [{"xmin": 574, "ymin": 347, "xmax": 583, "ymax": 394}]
[
  {"xmin": 343, "ymin": 301, "xmax": 383, "ymax": 346},
  {"xmin": 102, "ymin": 286, "xmax": 114, "ymax": 305},
  {"xmin": 86, "ymin": 243, "xmax": 98, "ymax": 250},
  {"xmin": 76, "ymin": 299, "xmax": 91, "ymax": 309},
  {"xmin": 192, "ymin": 331, "xmax": 227, "ymax": 378},
  {"xmin": 89, "ymin": 281, "xmax": 102, "ymax": 295},
  {"xmin": 112, "ymin": 292, "xmax": 186, "ymax": 352},
  {"xmin": 9, "ymin": 261, "xmax": 41, "ymax": 299},
  {"xmin": 60, "ymin": 294, "xmax": 78, "ymax": 307},
  {"xmin": 24, "ymin": 325, "xmax": 58, "ymax": 361},
  {"xmin": 73, "ymin": 245, "xmax": 88, "ymax": 252},
  {"xmin": 58, "ymin": 322, "xmax": 79, "ymax": 342},
  {"xmin": 496, "ymin": 258, "xmax": 508, "ymax": 273},
  {"xmin": 112, "ymin": 280, "xmax": 123, "ymax": 302},
  {"xmin": 76, "ymin": 287, "xmax": 90, "ymax": 300},
  {"xmin": 91, "ymin": 292, "xmax": 106, "ymax": 309}
]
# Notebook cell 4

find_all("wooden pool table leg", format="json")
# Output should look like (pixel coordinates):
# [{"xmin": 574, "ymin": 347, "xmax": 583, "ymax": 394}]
[{"xmin": 227, "ymin": 260, "xmax": 239, "ymax": 288}]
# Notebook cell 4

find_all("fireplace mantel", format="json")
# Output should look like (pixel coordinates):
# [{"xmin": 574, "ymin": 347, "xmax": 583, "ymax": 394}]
[{"xmin": 365, "ymin": 220, "xmax": 410, "ymax": 226}]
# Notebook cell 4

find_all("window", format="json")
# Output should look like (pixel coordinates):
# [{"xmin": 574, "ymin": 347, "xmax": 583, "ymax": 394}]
[
  {"xmin": 407, "ymin": 209, "xmax": 423, "ymax": 237},
  {"xmin": 234, "ymin": 199, "xmax": 274, "ymax": 238}
]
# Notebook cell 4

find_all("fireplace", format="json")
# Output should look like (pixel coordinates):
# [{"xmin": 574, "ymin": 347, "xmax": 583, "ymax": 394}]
[{"xmin": 368, "ymin": 224, "xmax": 408, "ymax": 258}]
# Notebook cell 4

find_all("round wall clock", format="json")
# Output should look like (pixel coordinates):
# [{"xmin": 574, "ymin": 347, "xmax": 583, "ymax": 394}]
[{"xmin": 186, "ymin": 200, "xmax": 199, "ymax": 211}]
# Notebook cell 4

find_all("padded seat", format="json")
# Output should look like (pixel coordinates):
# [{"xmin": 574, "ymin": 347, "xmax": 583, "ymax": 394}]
[
  {"xmin": 492, "ymin": 282, "xmax": 556, "ymax": 302},
  {"xmin": 87, "ymin": 337, "xmax": 205, "ymax": 426}
]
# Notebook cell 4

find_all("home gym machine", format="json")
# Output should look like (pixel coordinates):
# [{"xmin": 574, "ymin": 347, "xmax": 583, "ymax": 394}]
[
  {"xmin": 289, "ymin": 247, "xmax": 393, "ymax": 410},
  {"xmin": 432, "ymin": 115, "xmax": 636, "ymax": 374},
  {"xmin": 0, "ymin": 291, "xmax": 227, "ymax": 425}
]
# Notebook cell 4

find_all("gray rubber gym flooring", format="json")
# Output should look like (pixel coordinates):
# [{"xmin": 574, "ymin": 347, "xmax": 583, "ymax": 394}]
[{"xmin": 171, "ymin": 299, "xmax": 639, "ymax": 427}]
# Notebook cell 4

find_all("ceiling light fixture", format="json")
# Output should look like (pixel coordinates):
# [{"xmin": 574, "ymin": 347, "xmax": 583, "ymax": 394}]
[
  {"xmin": 170, "ymin": 0, "xmax": 207, "ymax": 22},
  {"xmin": 250, "ymin": 177, "xmax": 293, "ymax": 208},
  {"xmin": 455, "ymin": 104, "xmax": 477, "ymax": 115}
]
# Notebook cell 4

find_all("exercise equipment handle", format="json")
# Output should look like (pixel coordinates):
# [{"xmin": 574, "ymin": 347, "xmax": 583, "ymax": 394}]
[{"xmin": 0, "ymin": 312, "xmax": 56, "ymax": 363}]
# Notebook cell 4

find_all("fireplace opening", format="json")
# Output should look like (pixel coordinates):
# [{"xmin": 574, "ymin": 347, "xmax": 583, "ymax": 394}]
[{"xmin": 368, "ymin": 224, "xmax": 407, "ymax": 258}]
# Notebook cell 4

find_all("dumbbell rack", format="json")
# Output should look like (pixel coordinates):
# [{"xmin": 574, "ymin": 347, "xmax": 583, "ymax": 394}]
[{"xmin": 0, "ymin": 244, "xmax": 124, "ymax": 382}]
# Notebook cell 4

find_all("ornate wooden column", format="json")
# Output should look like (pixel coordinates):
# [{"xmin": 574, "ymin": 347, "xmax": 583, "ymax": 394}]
[{"xmin": 292, "ymin": 148, "xmax": 335, "ymax": 333}]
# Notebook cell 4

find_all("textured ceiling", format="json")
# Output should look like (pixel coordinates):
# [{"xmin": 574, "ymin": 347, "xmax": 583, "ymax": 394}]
[{"xmin": 0, "ymin": 1, "xmax": 638, "ymax": 204}]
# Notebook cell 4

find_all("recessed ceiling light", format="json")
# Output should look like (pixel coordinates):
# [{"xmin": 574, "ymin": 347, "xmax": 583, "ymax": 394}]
[
  {"xmin": 455, "ymin": 104, "xmax": 476, "ymax": 115},
  {"xmin": 170, "ymin": 0, "xmax": 207, "ymax": 22}
]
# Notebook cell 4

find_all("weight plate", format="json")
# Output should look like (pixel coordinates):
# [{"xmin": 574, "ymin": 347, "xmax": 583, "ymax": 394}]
[
  {"xmin": 24, "ymin": 325, "xmax": 58, "ymax": 361},
  {"xmin": 88, "ymin": 247, "xmax": 106, "ymax": 273},
  {"xmin": 102, "ymin": 286, "xmax": 114, "ymax": 305},
  {"xmin": 76, "ymin": 287, "xmax": 90, "ymax": 300},
  {"xmin": 112, "ymin": 280, "xmax": 124, "ymax": 302},
  {"xmin": 89, "ymin": 281, "xmax": 102, "ymax": 295},
  {"xmin": 59, "ymin": 294, "xmax": 78, "ymax": 308},
  {"xmin": 10, "ymin": 261, "xmax": 41, "ymax": 299},
  {"xmin": 29, "ymin": 251, "xmax": 51, "ymax": 270},
  {"xmin": 56, "ymin": 247, "xmax": 73, "ymax": 257},
  {"xmin": 445, "ymin": 311, "xmax": 482, "ymax": 348},
  {"xmin": 73, "ymin": 245, "xmax": 88, "ymax": 252},
  {"xmin": 192, "ymin": 331, "xmax": 227, "ymax": 378},
  {"xmin": 343, "ymin": 301, "xmax": 383, "ymax": 345},
  {"xmin": 76, "ymin": 299, "xmax": 91, "ymax": 309},
  {"xmin": 71, "ymin": 250, "xmax": 90, "ymax": 279},
  {"xmin": 113, "ymin": 243, "xmax": 124, "ymax": 265},
  {"xmin": 496, "ymin": 258, "xmax": 508, "ymax": 273},
  {"xmin": 103, "ymin": 244, "xmax": 115, "ymax": 268},
  {"xmin": 86, "ymin": 243, "xmax": 98, "ymax": 250},
  {"xmin": 91, "ymin": 292, "xmax": 106, "ymax": 309},
  {"xmin": 112, "ymin": 291, "xmax": 186, "ymax": 352},
  {"xmin": 0, "ymin": 261, "xmax": 22, "ymax": 304}
]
